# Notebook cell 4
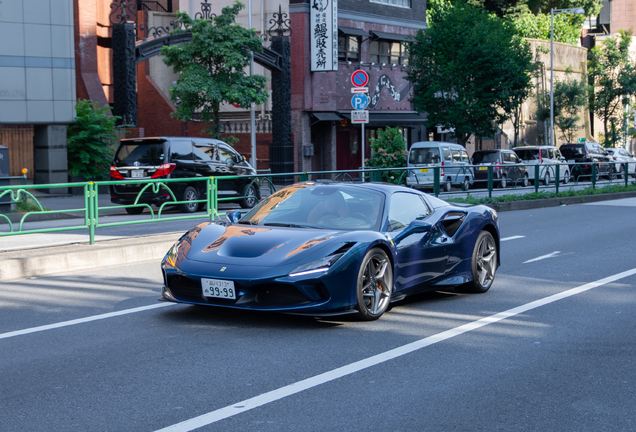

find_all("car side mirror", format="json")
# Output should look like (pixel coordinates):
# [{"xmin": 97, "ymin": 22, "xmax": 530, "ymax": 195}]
[
  {"xmin": 226, "ymin": 209, "xmax": 243, "ymax": 223},
  {"xmin": 225, "ymin": 157, "xmax": 235, "ymax": 167}
]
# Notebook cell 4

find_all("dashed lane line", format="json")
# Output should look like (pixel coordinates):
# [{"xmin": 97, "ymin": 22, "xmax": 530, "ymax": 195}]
[{"xmin": 524, "ymin": 251, "xmax": 561, "ymax": 264}]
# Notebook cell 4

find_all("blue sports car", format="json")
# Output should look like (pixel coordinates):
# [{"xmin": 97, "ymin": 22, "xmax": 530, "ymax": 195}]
[{"xmin": 161, "ymin": 181, "xmax": 500, "ymax": 320}]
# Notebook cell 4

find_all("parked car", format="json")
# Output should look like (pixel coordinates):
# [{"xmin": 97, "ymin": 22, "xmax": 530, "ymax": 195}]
[
  {"xmin": 161, "ymin": 181, "xmax": 500, "ymax": 320},
  {"xmin": 513, "ymin": 146, "xmax": 570, "ymax": 185},
  {"xmin": 405, "ymin": 141, "xmax": 474, "ymax": 192},
  {"xmin": 472, "ymin": 149, "xmax": 529, "ymax": 188},
  {"xmin": 606, "ymin": 148, "xmax": 636, "ymax": 178},
  {"xmin": 110, "ymin": 137, "xmax": 260, "ymax": 214},
  {"xmin": 559, "ymin": 142, "xmax": 613, "ymax": 181}
]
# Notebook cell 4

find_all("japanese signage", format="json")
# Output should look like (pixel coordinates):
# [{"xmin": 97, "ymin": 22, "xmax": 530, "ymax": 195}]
[{"xmin": 310, "ymin": 0, "xmax": 338, "ymax": 72}]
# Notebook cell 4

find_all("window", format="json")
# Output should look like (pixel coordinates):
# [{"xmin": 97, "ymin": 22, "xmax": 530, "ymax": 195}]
[
  {"xmin": 510, "ymin": 153, "xmax": 520, "ymax": 164},
  {"xmin": 193, "ymin": 143, "xmax": 218, "ymax": 161},
  {"xmin": 387, "ymin": 193, "xmax": 431, "ymax": 232},
  {"xmin": 461, "ymin": 150, "xmax": 469, "ymax": 161},
  {"xmin": 443, "ymin": 148, "xmax": 451, "ymax": 161},
  {"xmin": 369, "ymin": 40, "xmax": 409, "ymax": 65},
  {"xmin": 370, "ymin": 0, "xmax": 411, "ymax": 8},
  {"xmin": 451, "ymin": 149, "xmax": 461, "ymax": 163},
  {"xmin": 338, "ymin": 35, "xmax": 360, "ymax": 62}
]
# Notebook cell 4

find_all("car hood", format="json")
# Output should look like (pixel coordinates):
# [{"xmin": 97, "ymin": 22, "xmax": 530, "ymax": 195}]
[{"xmin": 180, "ymin": 222, "xmax": 352, "ymax": 267}]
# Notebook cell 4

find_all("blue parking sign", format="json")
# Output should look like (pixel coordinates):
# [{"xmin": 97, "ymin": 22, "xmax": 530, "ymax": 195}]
[{"xmin": 351, "ymin": 93, "xmax": 369, "ymax": 110}]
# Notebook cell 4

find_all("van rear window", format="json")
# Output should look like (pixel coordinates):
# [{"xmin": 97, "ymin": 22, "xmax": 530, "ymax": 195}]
[
  {"xmin": 560, "ymin": 145, "xmax": 584, "ymax": 158},
  {"xmin": 472, "ymin": 152, "xmax": 499, "ymax": 164},
  {"xmin": 409, "ymin": 148, "xmax": 440, "ymax": 164},
  {"xmin": 114, "ymin": 143, "xmax": 165, "ymax": 166}
]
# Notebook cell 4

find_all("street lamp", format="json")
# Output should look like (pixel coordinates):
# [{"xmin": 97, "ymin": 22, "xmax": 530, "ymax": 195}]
[{"xmin": 550, "ymin": 7, "xmax": 585, "ymax": 147}]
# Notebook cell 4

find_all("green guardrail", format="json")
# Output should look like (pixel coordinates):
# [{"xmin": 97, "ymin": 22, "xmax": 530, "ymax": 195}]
[{"xmin": 1, "ymin": 161, "xmax": 634, "ymax": 245}]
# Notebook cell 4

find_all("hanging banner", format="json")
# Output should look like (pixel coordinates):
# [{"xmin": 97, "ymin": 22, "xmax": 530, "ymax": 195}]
[{"xmin": 310, "ymin": 0, "xmax": 338, "ymax": 72}]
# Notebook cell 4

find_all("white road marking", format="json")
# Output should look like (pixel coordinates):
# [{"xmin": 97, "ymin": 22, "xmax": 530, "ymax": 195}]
[
  {"xmin": 501, "ymin": 235, "xmax": 525, "ymax": 242},
  {"xmin": 524, "ymin": 251, "xmax": 561, "ymax": 264},
  {"xmin": 155, "ymin": 267, "xmax": 636, "ymax": 432},
  {"xmin": 0, "ymin": 303, "xmax": 175, "ymax": 340}
]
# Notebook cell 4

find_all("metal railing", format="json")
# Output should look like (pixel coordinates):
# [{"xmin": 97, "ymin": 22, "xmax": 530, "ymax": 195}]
[{"xmin": 1, "ymin": 162, "xmax": 634, "ymax": 245}]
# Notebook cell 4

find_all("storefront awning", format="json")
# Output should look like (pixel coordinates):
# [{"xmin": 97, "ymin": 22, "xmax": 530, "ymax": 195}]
[
  {"xmin": 340, "ymin": 111, "xmax": 427, "ymax": 127},
  {"xmin": 370, "ymin": 30, "xmax": 412, "ymax": 42},
  {"xmin": 311, "ymin": 112, "xmax": 344, "ymax": 122},
  {"xmin": 339, "ymin": 26, "xmax": 370, "ymax": 37}
]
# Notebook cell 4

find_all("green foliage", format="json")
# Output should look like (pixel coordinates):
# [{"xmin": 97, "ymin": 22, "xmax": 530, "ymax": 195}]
[
  {"xmin": 407, "ymin": 1, "xmax": 534, "ymax": 146},
  {"xmin": 511, "ymin": 7, "xmax": 583, "ymax": 45},
  {"xmin": 365, "ymin": 127, "xmax": 408, "ymax": 183},
  {"xmin": 66, "ymin": 99, "xmax": 120, "ymax": 180},
  {"xmin": 588, "ymin": 30, "xmax": 636, "ymax": 147},
  {"xmin": 446, "ymin": 183, "xmax": 636, "ymax": 206},
  {"xmin": 161, "ymin": 1, "xmax": 268, "ymax": 139},
  {"xmin": 536, "ymin": 70, "xmax": 587, "ymax": 144}
]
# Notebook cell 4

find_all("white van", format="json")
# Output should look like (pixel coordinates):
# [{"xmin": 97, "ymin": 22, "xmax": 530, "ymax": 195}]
[{"xmin": 405, "ymin": 141, "xmax": 474, "ymax": 192}]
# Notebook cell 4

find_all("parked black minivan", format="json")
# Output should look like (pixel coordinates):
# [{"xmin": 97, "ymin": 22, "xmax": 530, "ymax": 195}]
[{"xmin": 110, "ymin": 137, "xmax": 259, "ymax": 214}]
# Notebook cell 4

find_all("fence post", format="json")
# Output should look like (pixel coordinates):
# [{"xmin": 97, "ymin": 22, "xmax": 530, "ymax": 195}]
[
  {"xmin": 300, "ymin": 172, "xmax": 308, "ymax": 182},
  {"xmin": 487, "ymin": 166, "xmax": 493, "ymax": 198},
  {"xmin": 433, "ymin": 166, "xmax": 440, "ymax": 197},
  {"xmin": 625, "ymin": 162, "xmax": 629, "ymax": 188},
  {"xmin": 555, "ymin": 164, "xmax": 560, "ymax": 194},
  {"xmin": 88, "ymin": 182, "xmax": 96, "ymax": 245},
  {"xmin": 592, "ymin": 163, "xmax": 597, "ymax": 189},
  {"xmin": 208, "ymin": 177, "xmax": 218, "ymax": 220},
  {"xmin": 371, "ymin": 169, "xmax": 382, "ymax": 182},
  {"xmin": 534, "ymin": 165, "xmax": 540, "ymax": 193}
]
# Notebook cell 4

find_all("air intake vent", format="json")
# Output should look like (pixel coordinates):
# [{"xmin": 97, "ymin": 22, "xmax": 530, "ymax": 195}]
[{"xmin": 441, "ymin": 212, "xmax": 466, "ymax": 237}]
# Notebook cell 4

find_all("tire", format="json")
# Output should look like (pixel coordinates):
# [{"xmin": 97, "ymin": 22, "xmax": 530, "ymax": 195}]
[
  {"xmin": 617, "ymin": 166, "xmax": 624, "ymax": 180},
  {"xmin": 240, "ymin": 183, "xmax": 258, "ymax": 209},
  {"xmin": 356, "ymin": 248, "xmax": 393, "ymax": 321},
  {"xmin": 563, "ymin": 171, "xmax": 569, "ymax": 184},
  {"xmin": 499, "ymin": 175, "xmax": 507, "ymax": 189},
  {"xmin": 460, "ymin": 231, "xmax": 497, "ymax": 293},
  {"xmin": 542, "ymin": 171, "xmax": 550, "ymax": 186},
  {"xmin": 522, "ymin": 174, "xmax": 529, "ymax": 187},
  {"xmin": 125, "ymin": 206, "xmax": 144, "ymax": 215},
  {"xmin": 180, "ymin": 186, "xmax": 199, "ymax": 213},
  {"xmin": 443, "ymin": 180, "xmax": 452, "ymax": 193},
  {"xmin": 461, "ymin": 177, "xmax": 470, "ymax": 191}
]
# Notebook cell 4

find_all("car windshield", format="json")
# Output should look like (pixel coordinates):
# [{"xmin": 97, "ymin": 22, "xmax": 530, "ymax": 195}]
[
  {"xmin": 514, "ymin": 149, "xmax": 540, "ymax": 161},
  {"xmin": 409, "ymin": 148, "xmax": 440, "ymax": 164},
  {"xmin": 114, "ymin": 142, "xmax": 165, "ymax": 166},
  {"xmin": 560, "ymin": 145, "xmax": 584, "ymax": 158},
  {"xmin": 239, "ymin": 184, "xmax": 385, "ymax": 231},
  {"xmin": 472, "ymin": 151, "xmax": 499, "ymax": 164}
]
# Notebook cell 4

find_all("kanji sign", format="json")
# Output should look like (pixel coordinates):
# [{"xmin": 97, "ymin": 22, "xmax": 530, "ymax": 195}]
[
  {"xmin": 351, "ymin": 110, "xmax": 369, "ymax": 123},
  {"xmin": 310, "ymin": 0, "xmax": 338, "ymax": 72}
]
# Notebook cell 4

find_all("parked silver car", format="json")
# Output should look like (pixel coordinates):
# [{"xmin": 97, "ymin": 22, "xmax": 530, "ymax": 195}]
[
  {"xmin": 405, "ymin": 141, "xmax": 474, "ymax": 192},
  {"xmin": 606, "ymin": 148, "xmax": 636, "ymax": 178},
  {"xmin": 513, "ymin": 146, "xmax": 570, "ymax": 185}
]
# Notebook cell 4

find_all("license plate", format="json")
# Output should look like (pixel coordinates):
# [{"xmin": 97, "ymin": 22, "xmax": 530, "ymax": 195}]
[
  {"xmin": 130, "ymin": 169, "xmax": 144, "ymax": 178},
  {"xmin": 202, "ymin": 278, "xmax": 236, "ymax": 299},
  {"xmin": 478, "ymin": 166, "xmax": 488, "ymax": 171},
  {"xmin": 419, "ymin": 168, "xmax": 429, "ymax": 173}
]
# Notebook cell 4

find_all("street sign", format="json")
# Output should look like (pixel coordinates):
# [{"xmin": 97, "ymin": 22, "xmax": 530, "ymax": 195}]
[
  {"xmin": 351, "ymin": 70, "xmax": 369, "ymax": 87},
  {"xmin": 351, "ymin": 110, "xmax": 369, "ymax": 123},
  {"xmin": 351, "ymin": 93, "xmax": 369, "ymax": 110},
  {"xmin": 578, "ymin": 137, "xmax": 587, "ymax": 142},
  {"xmin": 351, "ymin": 87, "xmax": 369, "ymax": 93}
]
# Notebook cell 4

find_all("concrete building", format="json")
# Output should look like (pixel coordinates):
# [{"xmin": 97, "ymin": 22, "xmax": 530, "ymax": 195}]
[{"xmin": 0, "ymin": 0, "xmax": 76, "ymax": 183}]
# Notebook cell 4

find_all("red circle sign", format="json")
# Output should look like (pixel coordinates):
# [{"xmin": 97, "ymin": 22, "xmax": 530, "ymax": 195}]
[{"xmin": 351, "ymin": 70, "xmax": 369, "ymax": 87}]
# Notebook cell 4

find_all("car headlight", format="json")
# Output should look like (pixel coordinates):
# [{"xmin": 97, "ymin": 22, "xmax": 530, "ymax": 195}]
[
  {"xmin": 289, "ymin": 253, "xmax": 343, "ymax": 277},
  {"xmin": 165, "ymin": 243, "xmax": 179, "ymax": 268}
]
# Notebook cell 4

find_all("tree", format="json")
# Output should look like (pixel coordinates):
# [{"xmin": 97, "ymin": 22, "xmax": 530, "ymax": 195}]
[
  {"xmin": 536, "ymin": 71, "xmax": 587, "ymax": 144},
  {"xmin": 161, "ymin": 1, "xmax": 268, "ymax": 139},
  {"xmin": 407, "ymin": 0, "xmax": 534, "ymax": 146},
  {"xmin": 66, "ymin": 99, "xmax": 120, "ymax": 180},
  {"xmin": 365, "ymin": 127, "xmax": 408, "ymax": 184},
  {"xmin": 588, "ymin": 30, "xmax": 636, "ymax": 147}
]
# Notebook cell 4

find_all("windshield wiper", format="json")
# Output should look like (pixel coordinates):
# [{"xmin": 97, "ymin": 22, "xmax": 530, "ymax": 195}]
[{"xmin": 263, "ymin": 222, "xmax": 314, "ymax": 228}]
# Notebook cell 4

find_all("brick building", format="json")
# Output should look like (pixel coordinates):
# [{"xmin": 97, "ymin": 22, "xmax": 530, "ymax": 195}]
[{"xmin": 290, "ymin": 0, "xmax": 427, "ymax": 174}]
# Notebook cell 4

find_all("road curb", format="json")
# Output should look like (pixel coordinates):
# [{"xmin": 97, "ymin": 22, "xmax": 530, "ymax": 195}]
[
  {"xmin": 0, "ymin": 233, "xmax": 181, "ymax": 282},
  {"xmin": 483, "ymin": 191, "xmax": 636, "ymax": 212}
]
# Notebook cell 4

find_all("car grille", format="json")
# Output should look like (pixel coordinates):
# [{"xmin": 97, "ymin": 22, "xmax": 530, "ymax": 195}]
[
  {"xmin": 255, "ymin": 285, "xmax": 311, "ymax": 306},
  {"xmin": 167, "ymin": 275, "xmax": 312, "ymax": 307}
]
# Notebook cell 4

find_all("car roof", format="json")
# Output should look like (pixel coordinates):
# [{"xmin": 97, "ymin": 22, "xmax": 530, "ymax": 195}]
[
  {"xmin": 410, "ymin": 141, "xmax": 464, "ymax": 149},
  {"xmin": 514, "ymin": 146, "xmax": 557, "ymax": 150}
]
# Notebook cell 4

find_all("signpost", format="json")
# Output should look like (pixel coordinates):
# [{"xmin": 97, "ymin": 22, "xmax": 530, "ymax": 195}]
[{"xmin": 351, "ymin": 70, "xmax": 370, "ymax": 180}]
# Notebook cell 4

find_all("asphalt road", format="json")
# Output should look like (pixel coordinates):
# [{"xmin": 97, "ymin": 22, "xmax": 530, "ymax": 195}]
[{"xmin": 1, "ymin": 200, "xmax": 636, "ymax": 431}]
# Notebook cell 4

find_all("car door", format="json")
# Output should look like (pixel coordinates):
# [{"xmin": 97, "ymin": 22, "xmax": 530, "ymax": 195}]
[
  {"xmin": 168, "ymin": 139, "xmax": 196, "ymax": 179},
  {"xmin": 385, "ymin": 192, "xmax": 448, "ymax": 293},
  {"xmin": 509, "ymin": 151, "xmax": 525, "ymax": 184},
  {"xmin": 450, "ymin": 148, "xmax": 462, "ymax": 183}
]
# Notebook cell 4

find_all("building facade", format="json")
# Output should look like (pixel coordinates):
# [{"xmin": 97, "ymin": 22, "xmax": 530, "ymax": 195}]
[{"xmin": 0, "ymin": 0, "xmax": 76, "ymax": 182}]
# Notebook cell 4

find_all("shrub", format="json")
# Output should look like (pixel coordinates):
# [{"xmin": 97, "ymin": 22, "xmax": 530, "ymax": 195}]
[{"xmin": 365, "ymin": 127, "xmax": 408, "ymax": 183}]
